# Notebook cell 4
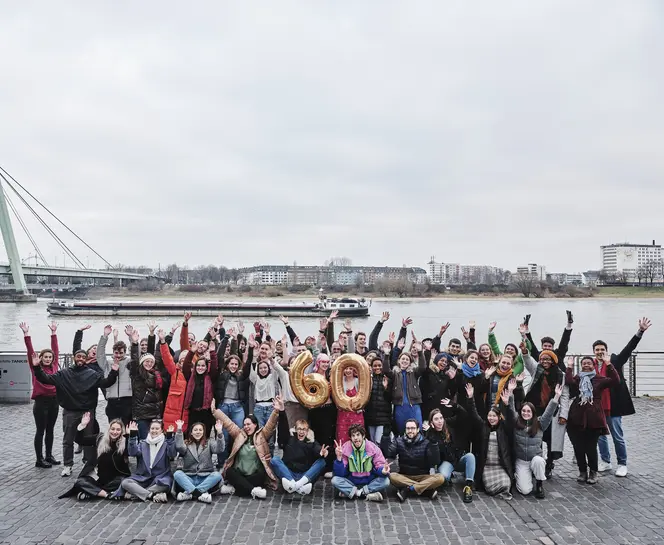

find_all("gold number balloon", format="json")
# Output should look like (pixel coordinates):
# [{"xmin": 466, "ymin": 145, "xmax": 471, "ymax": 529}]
[
  {"xmin": 288, "ymin": 350, "xmax": 330, "ymax": 409},
  {"xmin": 330, "ymin": 353, "xmax": 371, "ymax": 412}
]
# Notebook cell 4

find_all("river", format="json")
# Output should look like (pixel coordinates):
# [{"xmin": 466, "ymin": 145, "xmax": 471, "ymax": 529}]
[{"xmin": 0, "ymin": 297, "xmax": 661, "ymax": 354}]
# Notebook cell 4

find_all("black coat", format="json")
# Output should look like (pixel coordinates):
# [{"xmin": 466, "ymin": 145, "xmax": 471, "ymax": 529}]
[
  {"xmin": 129, "ymin": 343, "xmax": 163, "ymax": 421},
  {"xmin": 440, "ymin": 397, "xmax": 483, "ymax": 458},
  {"xmin": 475, "ymin": 400, "xmax": 515, "ymax": 487},
  {"xmin": 34, "ymin": 364, "xmax": 117, "ymax": 412},
  {"xmin": 365, "ymin": 373, "xmax": 392, "ymax": 426},
  {"xmin": 281, "ymin": 430, "xmax": 322, "ymax": 474},
  {"xmin": 420, "ymin": 367, "xmax": 455, "ymax": 419},
  {"xmin": 526, "ymin": 327, "xmax": 572, "ymax": 371},
  {"xmin": 382, "ymin": 434, "xmax": 440, "ymax": 475},
  {"xmin": 605, "ymin": 334, "xmax": 642, "ymax": 417}
]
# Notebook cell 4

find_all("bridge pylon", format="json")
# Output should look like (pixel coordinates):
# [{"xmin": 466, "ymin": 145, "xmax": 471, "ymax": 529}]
[{"xmin": 0, "ymin": 176, "xmax": 32, "ymax": 299}]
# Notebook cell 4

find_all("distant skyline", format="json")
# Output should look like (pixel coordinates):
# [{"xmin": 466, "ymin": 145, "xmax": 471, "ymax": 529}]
[{"xmin": 0, "ymin": 2, "xmax": 662, "ymax": 272}]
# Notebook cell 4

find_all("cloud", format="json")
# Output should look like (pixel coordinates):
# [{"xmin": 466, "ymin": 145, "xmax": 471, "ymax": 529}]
[{"xmin": 0, "ymin": 1, "xmax": 662, "ymax": 273}]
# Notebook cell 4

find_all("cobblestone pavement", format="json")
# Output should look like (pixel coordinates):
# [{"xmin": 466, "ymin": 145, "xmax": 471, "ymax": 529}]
[{"xmin": 2, "ymin": 398, "xmax": 664, "ymax": 545}]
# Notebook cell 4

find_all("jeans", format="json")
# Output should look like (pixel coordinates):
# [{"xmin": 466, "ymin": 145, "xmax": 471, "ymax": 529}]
[
  {"xmin": 173, "ymin": 470, "xmax": 222, "ymax": 493},
  {"xmin": 368, "ymin": 426, "xmax": 384, "ymax": 445},
  {"xmin": 253, "ymin": 404, "xmax": 273, "ymax": 428},
  {"xmin": 331, "ymin": 476, "xmax": 389, "ymax": 497},
  {"xmin": 271, "ymin": 457, "xmax": 326, "ymax": 485},
  {"xmin": 438, "ymin": 453, "xmax": 476, "ymax": 482},
  {"xmin": 598, "ymin": 415, "xmax": 627, "ymax": 466},
  {"xmin": 137, "ymin": 419, "xmax": 152, "ymax": 441},
  {"xmin": 218, "ymin": 402, "xmax": 245, "ymax": 464}
]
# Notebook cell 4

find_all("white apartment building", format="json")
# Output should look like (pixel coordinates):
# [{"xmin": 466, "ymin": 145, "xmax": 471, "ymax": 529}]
[
  {"xmin": 601, "ymin": 242, "xmax": 662, "ymax": 281},
  {"xmin": 427, "ymin": 257, "xmax": 506, "ymax": 285},
  {"xmin": 548, "ymin": 272, "xmax": 588, "ymax": 286},
  {"xmin": 237, "ymin": 265, "xmax": 427, "ymax": 286},
  {"xmin": 516, "ymin": 263, "xmax": 547, "ymax": 281}
]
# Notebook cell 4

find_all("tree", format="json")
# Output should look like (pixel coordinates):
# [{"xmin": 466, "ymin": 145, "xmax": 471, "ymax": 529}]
[
  {"xmin": 643, "ymin": 259, "xmax": 663, "ymax": 286},
  {"xmin": 324, "ymin": 257, "xmax": 352, "ymax": 267},
  {"xmin": 512, "ymin": 272, "xmax": 538, "ymax": 298}
]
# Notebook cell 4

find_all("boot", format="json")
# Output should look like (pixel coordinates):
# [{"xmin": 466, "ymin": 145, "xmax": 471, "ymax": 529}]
[
  {"xmin": 35, "ymin": 456, "xmax": 52, "ymax": 469},
  {"xmin": 45, "ymin": 454, "xmax": 61, "ymax": 465},
  {"xmin": 535, "ymin": 480, "xmax": 545, "ymax": 499},
  {"xmin": 545, "ymin": 462, "xmax": 554, "ymax": 480},
  {"xmin": 577, "ymin": 470, "xmax": 587, "ymax": 483},
  {"xmin": 586, "ymin": 470, "xmax": 598, "ymax": 485}
]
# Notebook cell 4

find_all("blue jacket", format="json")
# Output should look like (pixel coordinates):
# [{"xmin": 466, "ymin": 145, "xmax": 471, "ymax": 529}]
[{"xmin": 113, "ymin": 433, "xmax": 176, "ymax": 496}]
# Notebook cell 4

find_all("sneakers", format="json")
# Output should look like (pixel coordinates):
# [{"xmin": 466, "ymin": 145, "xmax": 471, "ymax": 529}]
[
  {"xmin": 429, "ymin": 490, "xmax": 438, "ymax": 500},
  {"xmin": 396, "ymin": 488, "xmax": 409, "ymax": 503},
  {"xmin": 176, "ymin": 492, "xmax": 192, "ymax": 501},
  {"xmin": 535, "ymin": 480, "xmax": 545, "ymax": 499},
  {"xmin": 597, "ymin": 460, "xmax": 612, "ymax": 472},
  {"xmin": 499, "ymin": 491, "xmax": 513, "ymax": 501},
  {"xmin": 586, "ymin": 470, "xmax": 598, "ymax": 484},
  {"xmin": 220, "ymin": 484, "xmax": 235, "ymax": 495},
  {"xmin": 577, "ymin": 471, "xmax": 588, "ymax": 483},
  {"xmin": 124, "ymin": 493, "xmax": 135, "ymax": 501},
  {"xmin": 365, "ymin": 492, "xmax": 383, "ymax": 502},
  {"xmin": 152, "ymin": 493, "xmax": 168, "ymax": 503},
  {"xmin": 298, "ymin": 483, "xmax": 313, "ymax": 495},
  {"xmin": 545, "ymin": 463, "xmax": 554, "ymax": 480},
  {"xmin": 77, "ymin": 492, "xmax": 91, "ymax": 501},
  {"xmin": 35, "ymin": 459, "xmax": 52, "ymax": 469},
  {"xmin": 462, "ymin": 485, "xmax": 473, "ymax": 503},
  {"xmin": 282, "ymin": 478, "xmax": 297, "ymax": 493},
  {"xmin": 251, "ymin": 487, "xmax": 267, "ymax": 499},
  {"xmin": 615, "ymin": 465, "xmax": 628, "ymax": 477},
  {"xmin": 45, "ymin": 456, "xmax": 61, "ymax": 465},
  {"xmin": 324, "ymin": 471, "xmax": 333, "ymax": 479},
  {"xmin": 61, "ymin": 465, "xmax": 72, "ymax": 477},
  {"xmin": 198, "ymin": 493, "xmax": 212, "ymax": 504}
]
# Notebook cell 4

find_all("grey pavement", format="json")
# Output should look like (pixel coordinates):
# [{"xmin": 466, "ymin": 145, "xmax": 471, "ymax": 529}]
[{"xmin": 2, "ymin": 398, "xmax": 664, "ymax": 545}]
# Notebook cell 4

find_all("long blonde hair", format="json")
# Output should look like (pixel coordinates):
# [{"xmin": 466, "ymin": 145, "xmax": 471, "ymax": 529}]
[{"xmin": 97, "ymin": 419, "xmax": 126, "ymax": 457}]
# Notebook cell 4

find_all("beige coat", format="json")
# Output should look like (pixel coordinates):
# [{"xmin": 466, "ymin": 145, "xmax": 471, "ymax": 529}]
[{"xmin": 213, "ymin": 407, "xmax": 280, "ymax": 490}]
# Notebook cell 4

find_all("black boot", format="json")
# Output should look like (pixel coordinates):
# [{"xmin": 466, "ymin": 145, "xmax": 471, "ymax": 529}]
[
  {"xmin": 535, "ymin": 480, "xmax": 545, "ymax": 499},
  {"xmin": 45, "ymin": 454, "xmax": 61, "ymax": 465},
  {"xmin": 545, "ymin": 462, "xmax": 554, "ymax": 479},
  {"xmin": 35, "ymin": 456, "xmax": 52, "ymax": 469}
]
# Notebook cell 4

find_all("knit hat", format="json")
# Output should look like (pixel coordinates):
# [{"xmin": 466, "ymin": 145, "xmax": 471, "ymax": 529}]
[
  {"xmin": 73, "ymin": 349, "xmax": 87, "ymax": 357},
  {"xmin": 539, "ymin": 350, "xmax": 558, "ymax": 365},
  {"xmin": 434, "ymin": 352, "xmax": 450, "ymax": 366},
  {"xmin": 140, "ymin": 353, "xmax": 155, "ymax": 365}
]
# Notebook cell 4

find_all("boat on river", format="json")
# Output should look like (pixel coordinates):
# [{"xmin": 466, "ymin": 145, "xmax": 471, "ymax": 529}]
[{"xmin": 46, "ymin": 296, "xmax": 371, "ymax": 318}]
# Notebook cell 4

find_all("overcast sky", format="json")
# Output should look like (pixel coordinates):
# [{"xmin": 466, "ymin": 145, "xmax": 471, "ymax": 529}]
[{"xmin": 0, "ymin": 2, "xmax": 662, "ymax": 273}]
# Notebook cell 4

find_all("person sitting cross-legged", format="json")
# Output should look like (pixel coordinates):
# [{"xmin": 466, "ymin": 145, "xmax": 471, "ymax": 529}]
[
  {"xmin": 270, "ymin": 419, "xmax": 327, "ymax": 495},
  {"xmin": 382, "ymin": 418, "xmax": 444, "ymax": 502},
  {"xmin": 331, "ymin": 424, "xmax": 390, "ymax": 502}
]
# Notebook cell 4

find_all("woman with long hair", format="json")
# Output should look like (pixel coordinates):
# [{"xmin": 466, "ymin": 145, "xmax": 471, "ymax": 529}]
[
  {"xmin": 335, "ymin": 365, "xmax": 365, "ymax": 444},
  {"xmin": 387, "ymin": 337, "xmax": 426, "ymax": 435},
  {"xmin": 184, "ymin": 336, "xmax": 219, "ymax": 438},
  {"xmin": 307, "ymin": 352, "xmax": 337, "ymax": 477},
  {"xmin": 129, "ymin": 329, "xmax": 163, "ymax": 439},
  {"xmin": 59, "ymin": 413, "xmax": 130, "ymax": 500},
  {"xmin": 158, "ymin": 330, "xmax": 191, "ymax": 433},
  {"xmin": 20, "ymin": 321, "xmax": 60, "ymax": 468},
  {"xmin": 173, "ymin": 420, "xmax": 224, "ymax": 503}
]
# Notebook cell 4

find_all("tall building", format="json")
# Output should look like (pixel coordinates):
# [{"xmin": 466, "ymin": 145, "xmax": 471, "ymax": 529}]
[
  {"xmin": 516, "ymin": 263, "xmax": 547, "ymax": 281},
  {"xmin": 236, "ymin": 265, "xmax": 427, "ymax": 286},
  {"xmin": 427, "ymin": 257, "xmax": 506, "ymax": 285},
  {"xmin": 600, "ymin": 241, "xmax": 662, "ymax": 282}
]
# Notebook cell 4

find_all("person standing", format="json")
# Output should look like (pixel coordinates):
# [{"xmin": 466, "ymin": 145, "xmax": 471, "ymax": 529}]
[{"xmin": 97, "ymin": 325, "xmax": 132, "ymax": 425}]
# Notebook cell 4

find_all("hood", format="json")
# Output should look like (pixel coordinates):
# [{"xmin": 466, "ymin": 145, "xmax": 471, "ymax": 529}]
[{"xmin": 289, "ymin": 427, "xmax": 315, "ymax": 443}]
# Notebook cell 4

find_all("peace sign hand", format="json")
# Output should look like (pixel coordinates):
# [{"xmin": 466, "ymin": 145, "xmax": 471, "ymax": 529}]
[
  {"xmin": 320, "ymin": 444, "xmax": 329, "ymax": 458},
  {"xmin": 334, "ymin": 440, "xmax": 344, "ymax": 461}
]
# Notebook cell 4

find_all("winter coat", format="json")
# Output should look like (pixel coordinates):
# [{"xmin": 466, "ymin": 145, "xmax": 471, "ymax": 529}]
[
  {"xmin": 129, "ymin": 342, "xmax": 163, "ymax": 421},
  {"xmin": 281, "ymin": 428, "xmax": 323, "ymax": 474},
  {"xmin": 526, "ymin": 327, "xmax": 572, "ymax": 370},
  {"xmin": 365, "ymin": 373, "xmax": 392, "ymax": 426},
  {"xmin": 511, "ymin": 398, "xmax": 558, "ymax": 461},
  {"xmin": 175, "ymin": 430, "xmax": 224, "ymax": 476},
  {"xmin": 333, "ymin": 439, "xmax": 387, "ymax": 487},
  {"xmin": 112, "ymin": 432, "xmax": 176, "ymax": 496},
  {"xmin": 215, "ymin": 406, "xmax": 280, "ymax": 490},
  {"xmin": 439, "ymin": 397, "xmax": 483, "ymax": 461},
  {"xmin": 566, "ymin": 365, "xmax": 619, "ymax": 431},
  {"xmin": 96, "ymin": 335, "xmax": 132, "ymax": 399},
  {"xmin": 381, "ymin": 433, "xmax": 440, "ymax": 475},
  {"xmin": 160, "ymin": 342, "xmax": 190, "ymax": 431},
  {"xmin": 388, "ymin": 351, "xmax": 427, "ymax": 406},
  {"xmin": 34, "ymin": 364, "xmax": 117, "ymax": 412},
  {"xmin": 24, "ymin": 334, "xmax": 58, "ymax": 399},
  {"xmin": 184, "ymin": 350, "xmax": 218, "ymax": 410},
  {"xmin": 421, "ymin": 365, "xmax": 455, "ymax": 417},
  {"xmin": 475, "ymin": 400, "xmax": 515, "ymax": 484},
  {"xmin": 596, "ymin": 333, "xmax": 643, "ymax": 417},
  {"xmin": 523, "ymin": 354, "xmax": 570, "ymax": 456},
  {"xmin": 214, "ymin": 357, "xmax": 251, "ymax": 405}
]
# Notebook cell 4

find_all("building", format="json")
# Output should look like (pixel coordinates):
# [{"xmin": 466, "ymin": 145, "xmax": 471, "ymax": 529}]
[
  {"xmin": 600, "ymin": 241, "xmax": 662, "ymax": 282},
  {"xmin": 547, "ymin": 272, "xmax": 588, "ymax": 286},
  {"xmin": 236, "ymin": 265, "xmax": 427, "ymax": 286},
  {"xmin": 516, "ymin": 263, "xmax": 547, "ymax": 281},
  {"xmin": 427, "ymin": 257, "xmax": 507, "ymax": 286}
]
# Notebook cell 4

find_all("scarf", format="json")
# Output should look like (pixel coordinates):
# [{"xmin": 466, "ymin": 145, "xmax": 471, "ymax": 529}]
[
  {"xmin": 145, "ymin": 433, "xmax": 165, "ymax": 469},
  {"xmin": 578, "ymin": 371, "xmax": 596, "ymax": 405},
  {"xmin": 540, "ymin": 368, "xmax": 554, "ymax": 409},
  {"xmin": 348, "ymin": 440, "xmax": 373, "ymax": 474},
  {"xmin": 462, "ymin": 361, "xmax": 482, "ymax": 379},
  {"xmin": 184, "ymin": 371, "xmax": 213, "ymax": 410},
  {"xmin": 494, "ymin": 367, "xmax": 513, "ymax": 406},
  {"xmin": 594, "ymin": 358, "xmax": 611, "ymax": 413}
]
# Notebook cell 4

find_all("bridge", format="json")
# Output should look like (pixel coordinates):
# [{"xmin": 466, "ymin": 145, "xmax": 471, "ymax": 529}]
[{"xmin": 0, "ymin": 166, "xmax": 151, "ymax": 300}]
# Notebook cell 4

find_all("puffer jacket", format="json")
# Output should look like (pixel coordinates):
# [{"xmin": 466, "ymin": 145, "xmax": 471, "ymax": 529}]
[
  {"xmin": 381, "ymin": 433, "xmax": 440, "ymax": 475},
  {"xmin": 129, "ymin": 342, "xmax": 163, "ymax": 421},
  {"xmin": 365, "ymin": 373, "xmax": 392, "ymax": 426},
  {"xmin": 97, "ymin": 335, "xmax": 132, "ymax": 399},
  {"xmin": 214, "ymin": 359, "xmax": 251, "ymax": 405},
  {"xmin": 282, "ymin": 428, "xmax": 322, "ymax": 474},
  {"xmin": 389, "ymin": 351, "xmax": 427, "ymax": 406},
  {"xmin": 512, "ymin": 398, "xmax": 558, "ymax": 461},
  {"xmin": 175, "ymin": 430, "xmax": 224, "ymax": 476}
]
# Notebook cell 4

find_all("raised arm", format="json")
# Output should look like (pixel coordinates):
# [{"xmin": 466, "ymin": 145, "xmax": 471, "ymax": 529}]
[
  {"xmin": 369, "ymin": 313, "xmax": 388, "ymax": 351},
  {"xmin": 97, "ymin": 328, "xmax": 111, "ymax": 373},
  {"xmin": 180, "ymin": 312, "xmax": 192, "ymax": 352},
  {"xmin": 614, "ymin": 318, "xmax": 650, "ymax": 370}
]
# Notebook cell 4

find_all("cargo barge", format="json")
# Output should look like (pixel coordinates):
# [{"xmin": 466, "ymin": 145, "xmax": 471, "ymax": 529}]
[{"xmin": 47, "ymin": 297, "xmax": 371, "ymax": 318}]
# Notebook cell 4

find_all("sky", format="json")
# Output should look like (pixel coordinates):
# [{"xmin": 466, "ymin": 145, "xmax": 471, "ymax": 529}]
[{"xmin": 0, "ymin": 1, "xmax": 662, "ymax": 273}]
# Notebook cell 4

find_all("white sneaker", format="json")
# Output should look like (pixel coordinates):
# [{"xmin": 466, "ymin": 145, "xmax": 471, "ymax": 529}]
[
  {"xmin": 615, "ymin": 465, "xmax": 628, "ymax": 477},
  {"xmin": 124, "ymin": 493, "xmax": 135, "ymax": 501},
  {"xmin": 152, "ymin": 492, "xmax": 168, "ymax": 503},
  {"xmin": 597, "ymin": 460, "xmax": 612, "ymax": 472},
  {"xmin": 282, "ymin": 477, "xmax": 296, "ymax": 493},
  {"xmin": 297, "ymin": 483, "xmax": 313, "ymax": 495},
  {"xmin": 365, "ymin": 492, "xmax": 383, "ymax": 502},
  {"xmin": 198, "ymin": 492, "xmax": 212, "ymax": 504},
  {"xmin": 324, "ymin": 471, "xmax": 333, "ymax": 479},
  {"xmin": 61, "ymin": 466, "xmax": 72, "ymax": 477},
  {"xmin": 176, "ymin": 492, "xmax": 192, "ymax": 501},
  {"xmin": 251, "ymin": 487, "xmax": 267, "ymax": 499},
  {"xmin": 220, "ymin": 484, "xmax": 235, "ymax": 495}
]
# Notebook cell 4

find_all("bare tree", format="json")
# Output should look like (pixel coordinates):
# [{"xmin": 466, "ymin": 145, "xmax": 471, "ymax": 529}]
[
  {"xmin": 512, "ymin": 272, "xmax": 537, "ymax": 298},
  {"xmin": 643, "ymin": 259, "xmax": 663, "ymax": 286},
  {"xmin": 324, "ymin": 257, "xmax": 353, "ymax": 267}
]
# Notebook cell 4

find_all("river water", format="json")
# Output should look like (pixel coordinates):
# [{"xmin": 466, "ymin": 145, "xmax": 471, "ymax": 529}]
[{"xmin": 0, "ymin": 297, "xmax": 662, "ymax": 354}]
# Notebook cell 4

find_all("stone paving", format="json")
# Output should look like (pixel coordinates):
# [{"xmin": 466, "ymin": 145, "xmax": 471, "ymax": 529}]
[{"xmin": 2, "ymin": 398, "xmax": 664, "ymax": 545}]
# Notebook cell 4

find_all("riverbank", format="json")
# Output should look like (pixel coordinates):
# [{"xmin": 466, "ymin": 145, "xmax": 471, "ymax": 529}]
[{"xmin": 54, "ymin": 285, "xmax": 664, "ymax": 301}]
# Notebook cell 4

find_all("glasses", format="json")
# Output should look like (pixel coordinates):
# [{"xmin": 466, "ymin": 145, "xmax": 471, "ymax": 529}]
[
  {"xmin": 296, "ymin": 427, "xmax": 309, "ymax": 432},
  {"xmin": 405, "ymin": 426, "xmax": 418, "ymax": 431}
]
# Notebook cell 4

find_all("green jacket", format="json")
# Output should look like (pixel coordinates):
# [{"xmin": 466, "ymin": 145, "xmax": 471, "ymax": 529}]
[{"xmin": 488, "ymin": 332, "xmax": 531, "ymax": 376}]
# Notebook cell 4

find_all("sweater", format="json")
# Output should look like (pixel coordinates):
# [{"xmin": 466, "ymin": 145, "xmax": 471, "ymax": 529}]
[
  {"xmin": 175, "ymin": 431, "xmax": 224, "ymax": 476},
  {"xmin": 34, "ymin": 364, "xmax": 118, "ymax": 412},
  {"xmin": 24, "ymin": 335, "xmax": 58, "ymax": 399},
  {"xmin": 97, "ymin": 335, "xmax": 132, "ymax": 399}
]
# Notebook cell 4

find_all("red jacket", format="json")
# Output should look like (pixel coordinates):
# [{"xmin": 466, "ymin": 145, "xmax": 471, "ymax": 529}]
[
  {"xmin": 25, "ymin": 335, "xmax": 59, "ymax": 399},
  {"xmin": 161, "ymin": 342, "xmax": 191, "ymax": 431}
]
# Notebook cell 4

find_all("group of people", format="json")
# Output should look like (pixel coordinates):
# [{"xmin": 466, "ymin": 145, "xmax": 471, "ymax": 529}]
[{"xmin": 22, "ymin": 309, "xmax": 651, "ymax": 504}]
